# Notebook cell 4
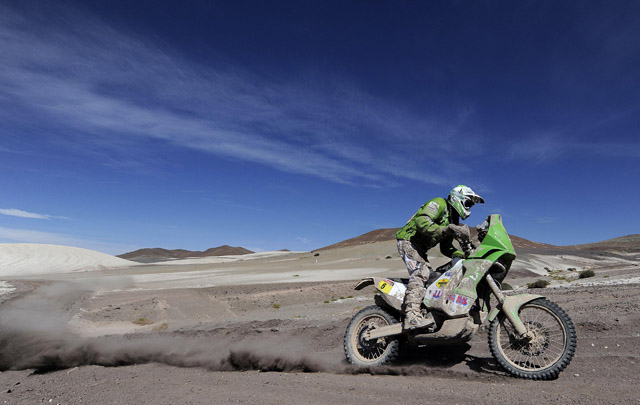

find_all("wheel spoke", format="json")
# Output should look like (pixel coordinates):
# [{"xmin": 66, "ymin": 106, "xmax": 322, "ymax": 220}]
[
  {"xmin": 350, "ymin": 313, "xmax": 393, "ymax": 363},
  {"xmin": 493, "ymin": 302, "xmax": 571, "ymax": 373}
]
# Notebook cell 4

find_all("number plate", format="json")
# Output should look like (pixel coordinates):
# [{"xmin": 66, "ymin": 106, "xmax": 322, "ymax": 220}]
[{"xmin": 377, "ymin": 279, "xmax": 393, "ymax": 294}]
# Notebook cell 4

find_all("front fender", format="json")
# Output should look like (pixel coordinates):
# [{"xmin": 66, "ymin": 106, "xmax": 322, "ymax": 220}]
[{"xmin": 488, "ymin": 294, "xmax": 543, "ymax": 322}]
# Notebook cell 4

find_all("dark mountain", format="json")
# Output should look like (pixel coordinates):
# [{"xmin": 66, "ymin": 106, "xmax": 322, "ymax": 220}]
[
  {"xmin": 118, "ymin": 245, "xmax": 253, "ymax": 263},
  {"xmin": 316, "ymin": 228, "xmax": 399, "ymax": 251},
  {"xmin": 567, "ymin": 234, "xmax": 640, "ymax": 253},
  {"xmin": 509, "ymin": 235, "xmax": 560, "ymax": 250},
  {"xmin": 317, "ymin": 227, "xmax": 559, "ymax": 251},
  {"xmin": 201, "ymin": 246, "xmax": 253, "ymax": 256},
  {"xmin": 318, "ymin": 226, "xmax": 640, "ymax": 255}
]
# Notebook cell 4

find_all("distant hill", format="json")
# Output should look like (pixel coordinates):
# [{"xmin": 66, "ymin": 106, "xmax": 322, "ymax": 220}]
[
  {"xmin": 118, "ymin": 245, "xmax": 253, "ymax": 263},
  {"xmin": 509, "ymin": 235, "xmax": 560, "ymax": 250},
  {"xmin": 567, "ymin": 234, "xmax": 640, "ymax": 253},
  {"xmin": 317, "ymin": 227, "xmax": 559, "ymax": 251},
  {"xmin": 317, "ymin": 228, "xmax": 399, "ymax": 251},
  {"xmin": 318, "ymin": 226, "xmax": 640, "ymax": 255}
]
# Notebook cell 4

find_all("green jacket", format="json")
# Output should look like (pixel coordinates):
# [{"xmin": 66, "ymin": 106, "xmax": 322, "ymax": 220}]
[{"xmin": 396, "ymin": 197, "xmax": 463, "ymax": 258}]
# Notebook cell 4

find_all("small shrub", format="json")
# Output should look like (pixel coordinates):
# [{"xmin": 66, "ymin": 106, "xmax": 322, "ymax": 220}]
[
  {"xmin": 339, "ymin": 296, "xmax": 345, "ymax": 300},
  {"xmin": 385, "ymin": 255, "xmax": 392, "ymax": 259},
  {"xmin": 527, "ymin": 279, "xmax": 550, "ymax": 289},
  {"xmin": 347, "ymin": 295, "xmax": 353, "ymax": 299},
  {"xmin": 501, "ymin": 282, "xmax": 514, "ymax": 291},
  {"xmin": 323, "ymin": 300, "xmax": 329, "ymax": 304},
  {"xmin": 153, "ymin": 323, "xmax": 168, "ymax": 331},
  {"xmin": 567, "ymin": 267, "xmax": 577, "ymax": 272},
  {"xmin": 314, "ymin": 253, "xmax": 320, "ymax": 257},
  {"xmin": 293, "ymin": 274, "xmax": 299, "ymax": 277},
  {"xmin": 579, "ymin": 270, "xmax": 595, "ymax": 279},
  {"xmin": 272, "ymin": 303, "xmax": 281, "ymax": 309},
  {"xmin": 132, "ymin": 317, "xmax": 153, "ymax": 326}
]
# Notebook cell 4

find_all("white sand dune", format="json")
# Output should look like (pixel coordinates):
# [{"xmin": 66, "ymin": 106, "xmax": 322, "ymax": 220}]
[{"xmin": 0, "ymin": 243, "xmax": 139, "ymax": 277}]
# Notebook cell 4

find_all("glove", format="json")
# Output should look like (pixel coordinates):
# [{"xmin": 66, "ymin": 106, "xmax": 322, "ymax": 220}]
[{"xmin": 444, "ymin": 224, "xmax": 471, "ymax": 242}]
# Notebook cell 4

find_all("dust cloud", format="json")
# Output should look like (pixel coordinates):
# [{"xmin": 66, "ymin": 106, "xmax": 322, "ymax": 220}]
[{"xmin": 0, "ymin": 280, "xmax": 329, "ymax": 373}]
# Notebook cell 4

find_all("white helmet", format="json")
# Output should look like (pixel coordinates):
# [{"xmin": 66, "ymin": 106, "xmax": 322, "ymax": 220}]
[{"xmin": 448, "ymin": 185, "xmax": 484, "ymax": 220}]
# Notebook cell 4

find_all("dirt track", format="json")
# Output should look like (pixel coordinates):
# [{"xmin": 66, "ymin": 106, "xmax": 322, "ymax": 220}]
[{"xmin": 0, "ymin": 275, "xmax": 639, "ymax": 404}]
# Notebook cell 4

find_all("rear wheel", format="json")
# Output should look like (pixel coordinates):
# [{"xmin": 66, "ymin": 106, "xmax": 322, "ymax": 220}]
[
  {"xmin": 344, "ymin": 305, "xmax": 400, "ymax": 367},
  {"xmin": 489, "ymin": 298, "xmax": 577, "ymax": 380}
]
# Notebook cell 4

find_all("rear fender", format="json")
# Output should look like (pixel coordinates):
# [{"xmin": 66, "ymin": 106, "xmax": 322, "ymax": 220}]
[
  {"xmin": 353, "ymin": 277, "xmax": 406, "ymax": 311},
  {"xmin": 353, "ymin": 278, "xmax": 375, "ymax": 290}
]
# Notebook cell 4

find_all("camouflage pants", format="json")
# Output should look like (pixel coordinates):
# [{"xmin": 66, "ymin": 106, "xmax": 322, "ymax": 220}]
[{"xmin": 397, "ymin": 239, "xmax": 431, "ymax": 317}]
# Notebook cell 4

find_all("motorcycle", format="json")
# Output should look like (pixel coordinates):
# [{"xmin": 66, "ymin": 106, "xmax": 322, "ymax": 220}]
[{"xmin": 343, "ymin": 214, "xmax": 577, "ymax": 380}]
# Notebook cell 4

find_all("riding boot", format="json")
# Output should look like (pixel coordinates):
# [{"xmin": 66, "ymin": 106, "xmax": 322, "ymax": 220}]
[{"xmin": 402, "ymin": 280, "xmax": 434, "ymax": 330}]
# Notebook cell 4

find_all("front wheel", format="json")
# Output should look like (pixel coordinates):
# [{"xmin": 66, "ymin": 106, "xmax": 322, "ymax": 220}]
[
  {"xmin": 344, "ymin": 305, "xmax": 400, "ymax": 367},
  {"xmin": 489, "ymin": 298, "xmax": 577, "ymax": 380}
]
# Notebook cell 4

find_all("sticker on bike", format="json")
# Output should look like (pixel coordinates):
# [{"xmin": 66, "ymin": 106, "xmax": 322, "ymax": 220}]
[{"xmin": 436, "ymin": 278, "xmax": 450, "ymax": 288}]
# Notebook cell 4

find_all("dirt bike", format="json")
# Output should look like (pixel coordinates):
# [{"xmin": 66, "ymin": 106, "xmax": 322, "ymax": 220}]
[{"xmin": 343, "ymin": 214, "xmax": 577, "ymax": 380}]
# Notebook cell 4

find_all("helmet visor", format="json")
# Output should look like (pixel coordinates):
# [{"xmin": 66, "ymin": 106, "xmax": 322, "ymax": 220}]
[{"xmin": 463, "ymin": 199, "xmax": 475, "ymax": 209}]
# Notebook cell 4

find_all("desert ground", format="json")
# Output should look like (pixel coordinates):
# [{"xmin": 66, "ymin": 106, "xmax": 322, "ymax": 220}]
[{"xmin": 0, "ymin": 240, "xmax": 638, "ymax": 404}]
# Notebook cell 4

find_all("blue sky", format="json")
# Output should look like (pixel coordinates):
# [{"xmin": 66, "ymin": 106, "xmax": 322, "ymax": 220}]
[{"xmin": 1, "ymin": 1, "xmax": 639, "ymax": 254}]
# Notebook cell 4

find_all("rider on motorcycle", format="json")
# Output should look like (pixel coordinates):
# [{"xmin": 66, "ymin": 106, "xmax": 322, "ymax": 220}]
[{"xmin": 396, "ymin": 185, "xmax": 484, "ymax": 330}]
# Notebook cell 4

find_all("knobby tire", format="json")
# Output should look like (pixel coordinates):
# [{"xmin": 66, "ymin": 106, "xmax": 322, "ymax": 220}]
[
  {"xmin": 489, "ymin": 298, "xmax": 577, "ymax": 380},
  {"xmin": 344, "ymin": 305, "xmax": 400, "ymax": 367}
]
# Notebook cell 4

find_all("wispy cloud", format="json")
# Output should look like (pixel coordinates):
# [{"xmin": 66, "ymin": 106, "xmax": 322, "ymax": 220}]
[
  {"xmin": 296, "ymin": 237, "xmax": 312, "ymax": 244},
  {"xmin": 0, "ymin": 208, "xmax": 67, "ymax": 220},
  {"xmin": 0, "ymin": 4, "xmax": 477, "ymax": 187},
  {"xmin": 507, "ymin": 134, "xmax": 568, "ymax": 164}
]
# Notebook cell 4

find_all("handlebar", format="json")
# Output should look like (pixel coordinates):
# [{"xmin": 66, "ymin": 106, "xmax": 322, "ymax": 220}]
[{"xmin": 460, "ymin": 239, "xmax": 475, "ymax": 258}]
